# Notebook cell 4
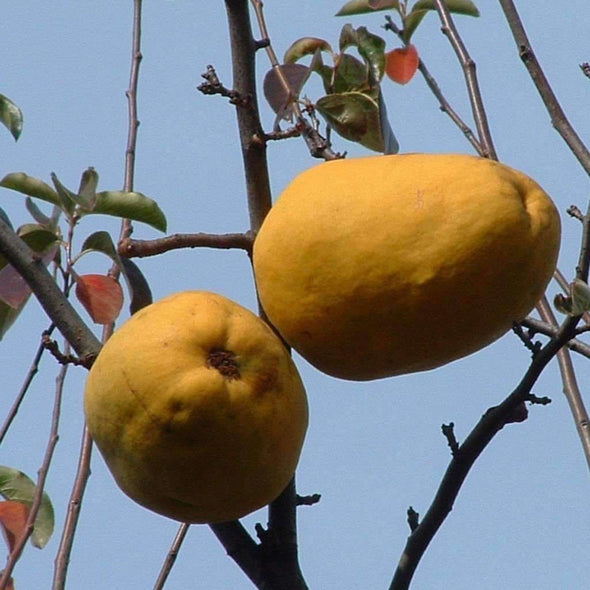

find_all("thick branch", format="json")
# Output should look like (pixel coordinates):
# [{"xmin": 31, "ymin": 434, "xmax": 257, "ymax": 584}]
[
  {"xmin": 225, "ymin": 0, "xmax": 272, "ymax": 233},
  {"xmin": 0, "ymin": 221, "xmax": 101, "ymax": 364}
]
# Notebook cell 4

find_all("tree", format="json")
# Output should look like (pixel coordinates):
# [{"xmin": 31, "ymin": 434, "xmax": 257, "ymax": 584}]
[{"xmin": 0, "ymin": 1, "xmax": 588, "ymax": 588}]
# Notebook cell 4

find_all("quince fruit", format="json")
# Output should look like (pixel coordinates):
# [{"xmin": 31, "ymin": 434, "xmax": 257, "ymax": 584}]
[
  {"xmin": 84, "ymin": 291, "xmax": 308, "ymax": 523},
  {"xmin": 253, "ymin": 154, "xmax": 560, "ymax": 380}
]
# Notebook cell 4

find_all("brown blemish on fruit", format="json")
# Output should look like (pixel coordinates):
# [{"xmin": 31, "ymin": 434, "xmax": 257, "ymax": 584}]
[{"xmin": 206, "ymin": 348, "xmax": 241, "ymax": 380}]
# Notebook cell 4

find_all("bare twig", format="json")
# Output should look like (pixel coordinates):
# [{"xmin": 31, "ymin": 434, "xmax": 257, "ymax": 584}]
[
  {"xmin": 441, "ymin": 423, "xmax": 459, "ymax": 457},
  {"xmin": 52, "ymin": 425, "xmax": 93, "ymax": 590},
  {"xmin": 54, "ymin": 5, "xmax": 145, "ymax": 588},
  {"xmin": 0, "ymin": 330, "xmax": 51, "ymax": 444},
  {"xmin": 520, "ymin": 317, "xmax": 590, "ymax": 359},
  {"xmin": 433, "ymin": 0, "xmax": 497, "ymax": 159},
  {"xmin": 119, "ymin": 232, "xmax": 254, "ymax": 258},
  {"xmin": 153, "ymin": 523, "xmax": 190, "ymax": 590},
  {"xmin": 295, "ymin": 494, "xmax": 321, "ymax": 507},
  {"xmin": 538, "ymin": 297, "xmax": 590, "ymax": 471},
  {"xmin": 0, "ymin": 354, "xmax": 68, "ymax": 588},
  {"xmin": 383, "ymin": 15, "xmax": 484, "ymax": 155},
  {"xmin": 389, "ymin": 313, "xmax": 580, "ymax": 590}
]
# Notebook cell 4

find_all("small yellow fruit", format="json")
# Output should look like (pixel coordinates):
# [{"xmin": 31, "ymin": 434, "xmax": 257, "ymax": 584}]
[
  {"xmin": 84, "ymin": 291, "xmax": 308, "ymax": 524},
  {"xmin": 253, "ymin": 154, "xmax": 560, "ymax": 380}
]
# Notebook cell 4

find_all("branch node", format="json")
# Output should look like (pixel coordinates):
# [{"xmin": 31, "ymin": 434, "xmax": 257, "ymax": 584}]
[
  {"xmin": 407, "ymin": 506, "xmax": 420, "ymax": 532},
  {"xmin": 526, "ymin": 393, "xmax": 552, "ymax": 406},
  {"xmin": 567, "ymin": 205, "xmax": 585, "ymax": 222},
  {"xmin": 197, "ymin": 65, "xmax": 250, "ymax": 107},
  {"xmin": 296, "ymin": 493, "xmax": 321, "ymax": 507},
  {"xmin": 512, "ymin": 322, "xmax": 543, "ymax": 358},
  {"xmin": 254, "ymin": 38, "xmax": 270, "ymax": 51},
  {"xmin": 441, "ymin": 423, "xmax": 460, "ymax": 456},
  {"xmin": 505, "ymin": 401, "xmax": 529, "ymax": 424},
  {"xmin": 42, "ymin": 332, "xmax": 90, "ymax": 368}
]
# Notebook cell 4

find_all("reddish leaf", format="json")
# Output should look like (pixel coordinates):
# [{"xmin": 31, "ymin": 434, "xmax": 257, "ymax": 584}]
[
  {"xmin": 0, "ymin": 500, "xmax": 28, "ymax": 553},
  {"xmin": 385, "ymin": 44, "xmax": 419, "ymax": 84},
  {"xmin": 75, "ymin": 274, "xmax": 124, "ymax": 325}
]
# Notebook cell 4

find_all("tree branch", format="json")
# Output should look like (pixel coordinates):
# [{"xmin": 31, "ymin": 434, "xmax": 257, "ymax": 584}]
[
  {"xmin": 498, "ymin": 0, "xmax": 590, "ymax": 174},
  {"xmin": 0, "ymin": 221, "xmax": 101, "ymax": 364},
  {"xmin": 119, "ymin": 232, "xmax": 253, "ymax": 258},
  {"xmin": 389, "ymin": 315, "xmax": 579, "ymax": 590},
  {"xmin": 383, "ymin": 15, "xmax": 484, "ymax": 156},
  {"xmin": 433, "ymin": 0, "xmax": 497, "ymax": 159}
]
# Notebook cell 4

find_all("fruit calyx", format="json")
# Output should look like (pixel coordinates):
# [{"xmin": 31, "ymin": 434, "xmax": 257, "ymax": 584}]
[{"xmin": 207, "ymin": 348, "xmax": 241, "ymax": 380}]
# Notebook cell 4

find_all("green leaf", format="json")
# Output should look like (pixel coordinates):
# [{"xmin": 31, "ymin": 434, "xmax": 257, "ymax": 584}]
[
  {"xmin": 25, "ymin": 197, "xmax": 52, "ymax": 227},
  {"xmin": 79, "ymin": 230, "xmax": 119, "ymax": 262},
  {"xmin": 78, "ymin": 167, "xmax": 99, "ymax": 202},
  {"xmin": 0, "ymin": 225, "xmax": 58, "ymax": 337},
  {"xmin": 336, "ymin": 0, "xmax": 399, "ymax": 17},
  {"xmin": 284, "ymin": 37, "xmax": 333, "ymax": 64},
  {"xmin": 403, "ymin": 10, "xmax": 429, "ymax": 42},
  {"xmin": 411, "ymin": 0, "xmax": 479, "ymax": 17},
  {"xmin": 0, "ymin": 94, "xmax": 23, "ymax": 141},
  {"xmin": 91, "ymin": 191, "xmax": 167, "ymax": 232},
  {"xmin": 316, "ymin": 91, "xmax": 393, "ymax": 152},
  {"xmin": 0, "ymin": 207, "xmax": 14, "ymax": 230},
  {"xmin": 51, "ymin": 173, "xmax": 87, "ymax": 215},
  {"xmin": 0, "ymin": 466, "xmax": 55, "ymax": 549},
  {"xmin": 333, "ymin": 54, "xmax": 369, "ymax": 93},
  {"xmin": 0, "ymin": 299, "xmax": 27, "ymax": 340},
  {"xmin": 339, "ymin": 25, "xmax": 386, "ymax": 84},
  {"xmin": 0, "ymin": 172, "xmax": 60, "ymax": 207},
  {"xmin": 0, "ymin": 224, "xmax": 58, "ymax": 271},
  {"xmin": 403, "ymin": 0, "xmax": 479, "ymax": 41}
]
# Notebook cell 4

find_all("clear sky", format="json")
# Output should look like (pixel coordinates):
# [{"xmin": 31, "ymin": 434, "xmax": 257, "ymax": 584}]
[{"xmin": 1, "ymin": 2, "xmax": 589, "ymax": 589}]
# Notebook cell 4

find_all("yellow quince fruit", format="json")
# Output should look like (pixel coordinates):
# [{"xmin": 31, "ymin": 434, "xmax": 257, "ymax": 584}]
[
  {"xmin": 253, "ymin": 154, "xmax": 560, "ymax": 380},
  {"xmin": 84, "ymin": 291, "xmax": 308, "ymax": 523}
]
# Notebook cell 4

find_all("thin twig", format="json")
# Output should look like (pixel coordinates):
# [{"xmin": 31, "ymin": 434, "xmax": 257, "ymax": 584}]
[
  {"xmin": 536, "ymin": 297, "xmax": 590, "ymax": 470},
  {"xmin": 153, "ymin": 523, "xmax": 190, "ymax": 590},
  {"xmin": 119, "ymin": 232, "xmax": 254, "ymax": 259},
  {"xmin": 433, "ymin": 0, "xmax": 497, "ymax": 159},
  {"xmin": 383, "ymin": 15, "xmax": 484, "ymax": 155},
  {"xmin": 0, "ymin": 353, "xmax": 68, "ymax": 588},
  {"xmin": 0, "ymin": 329, "xmax": 52, "ymax": 444},
  {"xmin": 52, "ymin": 425, "xmax": 93, "ymax": 590},
  {"xmin": 249, "ymin": 0, "xmax": 341, "ymax": 161},
  {"xmin": 520, "ymin": 317, "xmax": 590, "ymax": 359}
]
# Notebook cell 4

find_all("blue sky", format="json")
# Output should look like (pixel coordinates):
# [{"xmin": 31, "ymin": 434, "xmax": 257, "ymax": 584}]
[{"xmin": 1, "ymin": 1, "xmax": 589, "ymax": 589}]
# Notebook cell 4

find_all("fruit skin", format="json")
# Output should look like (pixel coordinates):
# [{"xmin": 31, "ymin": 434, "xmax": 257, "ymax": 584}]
[
  {"xmin": 253, "ymin": 153, "xmax": 561, "ymax": 381},
  {"xmin": 84, "ymin": 291, "xmax": 308, "ymax": 524}
]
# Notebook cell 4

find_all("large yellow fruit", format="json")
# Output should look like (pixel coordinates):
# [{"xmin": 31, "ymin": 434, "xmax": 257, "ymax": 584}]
[
  {"xmin": 253, "ymin": 154, "xmax": 561, "ymax": 380},
  {"xmin": 84, "ymin": 291, "xmax": 308, "ymax": 524}
]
